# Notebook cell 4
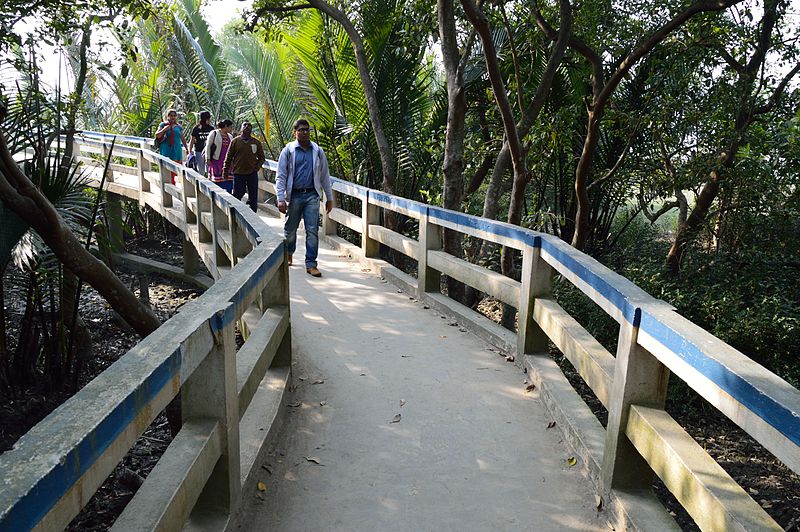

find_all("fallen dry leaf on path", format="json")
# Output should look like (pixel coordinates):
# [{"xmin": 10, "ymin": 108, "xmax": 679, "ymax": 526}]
[
  {"xmin": 319, "ymin": 400, "xmax": 328, "ymax": 406},
  {"xmin": 400, "ymin": 399, "xmax": 406, "ymax": 407},
  {"xmin": 287, "ymin": 401, "xmax": 302, "ymax": 407},
  {"xmin": 305, "ymin": 456, "xmax": 322, "ymax": 465},
  {"xmin": 257, "ymin": 482, "xmax": 267, "ymax": 492},
  {"xmin": 312, "ymin": 379, "xmax": 324, "ymax": 385},
  {"xmin": 567, "ymin": 457, "xmax": 577, "ymax": 467},
  {"xmin": 524, "ymin": 384, "xmax": 537, "ymax": 393},
  {"xmin": 390, "ymin": 414, "xmax": 402, "ymax": 423},
  {"xmin": 547, "ymin": 421, "xmax": 556, "ymax": 429}
]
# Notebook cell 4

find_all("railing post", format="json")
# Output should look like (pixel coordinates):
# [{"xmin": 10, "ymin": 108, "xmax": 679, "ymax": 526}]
[
  {"xmin": 322, "ymin": 190, "xmax": 338, "ymax": 236},
  {"xmin": 137, "ymin": 143, "xmax": 150, "ymax": 198},
  {"xmin": 106, "ymin": 193, "xmax": 124, "ymax": 253},
  {"xmin": 417, "ymin": 206, "xmax": 441, "ymax": 294},
  {"xmin": 361, "ymin": 191, "xmax": 379, "ymax": 258},
  {"xmin": 260, "ymin": 247, "xmax": 292, "ymax": 367},
  {"xmin": 182, "ymin": 309, "xmax": 240, "ymax": 516},
  {"xmin": 601, "ymin": 314, "xmax": 670, "ymax": 493},
  {"xmin": 102, "ymin": 143, "xmax": 115, "ymax": 183},
  {"xmin": 71, "ymin": 138, "xmax": 82, "ymax": 163},
  {"xmin": 183, "ymin": 237, "xmax": 200, "ymax": 276},
  {"xmin": 256, "ymin": 168, "xmax": 267, "ymax": 207},
  {"xmin": 159, "ymin": 160, "xmax": 173, "ymax": 208},
  {"xmin": 517, "ymin": 243, "xmax": 552, "ymax": 356}
]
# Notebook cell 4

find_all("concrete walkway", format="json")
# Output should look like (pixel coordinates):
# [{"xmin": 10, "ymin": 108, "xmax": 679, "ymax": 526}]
[{"xmin": 240, "ymin": 215, "xmax": 608, "ymax": 531}]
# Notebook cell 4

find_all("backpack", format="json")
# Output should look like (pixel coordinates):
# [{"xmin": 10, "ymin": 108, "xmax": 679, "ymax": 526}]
[
  {"xmin": 206, "ymin": 130, "xmax": 217, "ymax": 160},
  {"xmin": 152, "ymin": 123, "xmax": 166, "ymax": 151}
]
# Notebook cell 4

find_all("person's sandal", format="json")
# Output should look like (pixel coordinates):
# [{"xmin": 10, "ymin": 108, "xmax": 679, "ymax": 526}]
[{"xmin": 306, "ymin": 267, "xmax": 322, "ymax": 277}]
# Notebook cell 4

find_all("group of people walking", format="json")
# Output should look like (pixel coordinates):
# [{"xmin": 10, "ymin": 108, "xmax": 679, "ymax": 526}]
[{"xmin": 154, "ymin": 110, "xmax": 333, "ymax": 277}]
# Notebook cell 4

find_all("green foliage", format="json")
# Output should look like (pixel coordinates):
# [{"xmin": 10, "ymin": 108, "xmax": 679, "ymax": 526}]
[{"xmin": 555, "ymin": 213, "xmax": 800, "ymax": 387}]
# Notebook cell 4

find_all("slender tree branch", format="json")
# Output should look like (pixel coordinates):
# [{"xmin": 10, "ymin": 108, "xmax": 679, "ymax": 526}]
[
  {"xmin": 752, "ymin": 62, "xmax": 800, "ymax": 115},
  {"xmin": 715, "ymin": 44, "xmax": 745, "ymax": 72}
]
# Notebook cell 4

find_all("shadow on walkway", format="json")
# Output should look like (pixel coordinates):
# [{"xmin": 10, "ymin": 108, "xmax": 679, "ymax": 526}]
[{"xmin": 240, "ymin": 214, "xmax": 608, "ymax": 531}]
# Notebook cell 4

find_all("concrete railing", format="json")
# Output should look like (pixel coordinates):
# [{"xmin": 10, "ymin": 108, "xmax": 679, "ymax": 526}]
[
  {"xmin": 317, "ymin": 181, "xmax": 800, "ymax": 531},
  {"xmin": 4, "ymin": 130, "xmax": 798, "ymax": 531},
  {"xmin": 0, "ymin": 132, "xmax": 292, "ymax": 530}
]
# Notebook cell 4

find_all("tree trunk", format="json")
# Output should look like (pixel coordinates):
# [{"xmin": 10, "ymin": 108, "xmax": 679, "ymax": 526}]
[
  {"xmin": 308, "ymin": 0, "xmax": 397, "ymax": 198},
  {"xmin": 439, "ymin": 0, "xmax": 469, "ymax": 302},
  {"xmin": 571, "ymin": 112, "xmax": 602, "ymax": 250},
  {"xmin": 0, "ymin": 125, "xmax": 161, "ymax": 338}
]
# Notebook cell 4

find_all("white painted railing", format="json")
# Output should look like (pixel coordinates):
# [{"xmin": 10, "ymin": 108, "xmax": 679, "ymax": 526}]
[
  {"xmin": 318, "ymin": 182, "xmax": 799, "ymax": 531},
  {"xmin": 0, "ymin": 133, "xmax": 291, "ymax": 530}
]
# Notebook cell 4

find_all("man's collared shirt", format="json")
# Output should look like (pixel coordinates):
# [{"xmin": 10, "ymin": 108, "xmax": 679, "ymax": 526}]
[{"xmin": 293, "ymin": 144, "xmax": 314, "ymax": 190}]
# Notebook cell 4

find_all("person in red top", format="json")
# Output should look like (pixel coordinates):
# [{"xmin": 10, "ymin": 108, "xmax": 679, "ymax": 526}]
[{"xmin": 154, "ymin": 109, "xmax": 188, "ymax": 184}]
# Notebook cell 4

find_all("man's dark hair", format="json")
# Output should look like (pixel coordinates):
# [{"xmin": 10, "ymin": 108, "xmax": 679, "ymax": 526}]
[
  {"xmin": 293, "ymin": 119, "xmax": 310, "ymax": 130},
  {"xmin": 199, "ymin": 110, "xmax": 211, "ymax": 124},
  {"xmin": 242, "ymin": 121, "xmax": 252, "ymax": 128}
]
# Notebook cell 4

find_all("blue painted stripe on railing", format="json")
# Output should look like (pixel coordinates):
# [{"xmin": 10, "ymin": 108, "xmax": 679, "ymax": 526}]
[
  {"xmin": 80, "ymin": 131, "xmax": 148, "ymax": 144},
  {"xmin": 369, "ymin": 190, "xmax": 425, "ymax": 215},
  {"xmin": 426, "ymin": 206, "xmax": 538, "ymax": 247},
  {"xmin": 2, "ymin": 347, "xmax": 182, "ymax": 531},
  {"xmin": 540, "ymin": 237, "xmax": 640, "ymax": 325},
  {"xmin": 331, "ymin": 177, "xmax": 367, "ymax": 198},
  {"xmin": 209, "ymin": 243, "xmax": 285, "ymax": 332},
  {"xmin": 639, "ymin": 310, "xmax": 800, "ymax": 447}
]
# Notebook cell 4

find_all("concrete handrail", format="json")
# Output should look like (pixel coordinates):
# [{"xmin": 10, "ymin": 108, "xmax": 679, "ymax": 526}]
[
  {"xmin": 317, "ymin": 173, "xmax": 799, "ymax": 530},
  {"xmin": 25, "ymin": 129, "xmax": 798, "ymax": 529},
  {"xmin": 0, "ymin": 133, "xmax": 292, "ymax": 531}
]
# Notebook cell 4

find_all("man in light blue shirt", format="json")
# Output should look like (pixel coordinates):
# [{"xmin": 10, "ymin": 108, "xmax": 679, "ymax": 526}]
[{"xmin": 276, "ymin": 119, "xmax": 334, "ymax": 277}]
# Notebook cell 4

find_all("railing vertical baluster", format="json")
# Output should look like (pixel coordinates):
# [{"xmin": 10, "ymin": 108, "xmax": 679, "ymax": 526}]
[
  {"xmin": 601, "ymin": 316, "xmax": 671, "ymax": 493},
  {"xmin": 182, "ymin": 309, "xmax": 241, "ymax": 517},
  {"xmin": 362, "ymin": 191, "xmax": 380, "ymax": 258},
  {"xmin": 517, "ymin": 243, "xmax": 553, "ymax": 356},
  {"xmin": 417, "ymin": 206, "xmax": 441, "ymax": 295}
]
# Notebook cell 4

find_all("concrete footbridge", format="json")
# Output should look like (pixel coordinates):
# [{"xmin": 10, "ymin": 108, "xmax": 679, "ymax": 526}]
[{"xmin": 1, "ymin": 132, "xmax": 798, "ymax": 531}]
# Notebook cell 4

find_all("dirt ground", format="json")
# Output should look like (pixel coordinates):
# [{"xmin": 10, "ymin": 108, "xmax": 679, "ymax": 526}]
[{"xmin": 0, "ymin": 235, "xmax": 203, "ymax": 530}]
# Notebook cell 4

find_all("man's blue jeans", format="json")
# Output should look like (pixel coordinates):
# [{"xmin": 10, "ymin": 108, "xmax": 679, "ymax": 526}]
[{"xmin": 284, "ymin": 190, "xmax": 320, "ymax": 269}]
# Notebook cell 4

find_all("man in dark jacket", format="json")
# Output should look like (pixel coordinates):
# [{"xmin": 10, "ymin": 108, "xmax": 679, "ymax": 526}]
[{"xmin": 222, "ymin": 122, "xmax": 266, "ymax": 212}]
